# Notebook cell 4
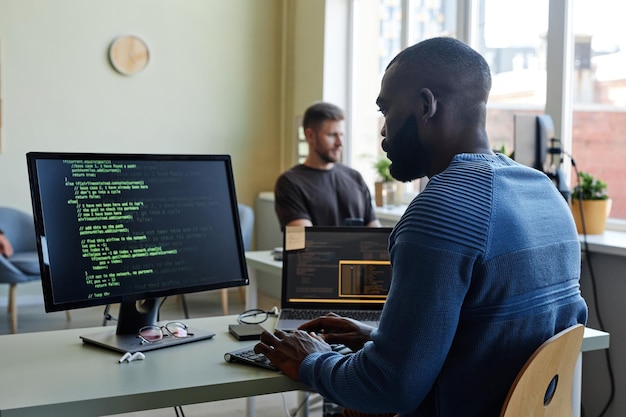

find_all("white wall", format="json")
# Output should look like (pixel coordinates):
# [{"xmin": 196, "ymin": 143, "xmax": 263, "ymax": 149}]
[{"xmin": 0, "ymin": 0, "xmax": 283, "ymax": 213}]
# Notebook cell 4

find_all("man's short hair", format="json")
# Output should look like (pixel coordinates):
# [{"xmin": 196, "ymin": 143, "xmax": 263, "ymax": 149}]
[
  {"xmin": 388, "ymin": 37, "xmax": 492, "ymax": 103},
  {"xmin": 302, "ymin": 102, "xmax": 345, "ymax": 131}
]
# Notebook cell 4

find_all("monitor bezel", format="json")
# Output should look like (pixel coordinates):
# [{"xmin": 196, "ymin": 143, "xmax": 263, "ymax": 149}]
[{"xmin": 26, "ymin": 152, "xmax": 249, "ymax": 314}]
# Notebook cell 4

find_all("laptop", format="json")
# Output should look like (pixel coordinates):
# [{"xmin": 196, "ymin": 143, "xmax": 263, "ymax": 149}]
[{"xmin": 274, "ymin": 226, "xmax": 393, "ymax": 332}]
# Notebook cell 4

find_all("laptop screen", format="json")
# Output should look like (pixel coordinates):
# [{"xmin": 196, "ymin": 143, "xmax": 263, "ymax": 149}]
[{"xmin": 281, "ymin": 226, "xmax": 393, "ymax": 310}]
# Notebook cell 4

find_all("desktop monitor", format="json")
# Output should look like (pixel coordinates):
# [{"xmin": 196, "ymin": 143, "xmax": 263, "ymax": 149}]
[
  {"xmin": 513, "ymin": 114, "xmax": 554, "ymax": 171},
  {"xmin": 513, "ymin": 114, "xmax": 568, "ymax": 199},
  {"xmin": 26, "ymin": 152, "xmax": 248, "ymax": 352}
]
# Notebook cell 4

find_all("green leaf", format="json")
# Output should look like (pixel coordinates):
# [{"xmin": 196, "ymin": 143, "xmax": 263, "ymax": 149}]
[
  {"xmin": 373, "ymin": 157, "xmax": 393, "ymax": 182},
  {"xmin": 571, "ymin": 171, "xmax": 609, "ymax": 200}
]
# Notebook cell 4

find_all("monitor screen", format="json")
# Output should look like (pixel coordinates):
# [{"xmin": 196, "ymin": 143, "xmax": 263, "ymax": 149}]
[{"xmin": 26, "ymin": 152, "xmax": 248, "ymax": 351}]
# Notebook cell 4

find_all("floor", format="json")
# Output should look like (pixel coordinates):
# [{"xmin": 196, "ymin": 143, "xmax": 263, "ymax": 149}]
[{"xmin": 0, "ymin": 282, "xmax": 322, "ymax": 417}]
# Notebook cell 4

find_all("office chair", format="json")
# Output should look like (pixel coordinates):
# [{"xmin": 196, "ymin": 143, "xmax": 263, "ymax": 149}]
[
  {"xmin": 500, "ymin": 324, "xmax": 585, "ymax": 417},
  {"xmin": 0, "ymin": 207, "xmax": 42, "ymax": 333}
]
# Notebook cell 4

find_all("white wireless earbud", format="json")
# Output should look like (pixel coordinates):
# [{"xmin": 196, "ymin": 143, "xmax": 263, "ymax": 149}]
[
  {"xmin": 118, "ymin": 352, "xmax": 132, "ymax": 363},
  {"xmin": 128, "ymin": 352, "xmax": 145, "ymax": 362},
  {"xmin": 270, "ymin": 306, "xmax": 279, "ymax": 316},
  {"xmin": 119, "ymin": 351, "xmax": 146, "ymax": 363}
]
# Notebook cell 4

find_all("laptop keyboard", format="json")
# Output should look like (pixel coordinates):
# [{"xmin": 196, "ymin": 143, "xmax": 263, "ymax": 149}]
[
  {"xmin": 225, "ymin": 343, "xmax": 353, "ymax": 371},
  {"xmin": 280, "ymin": 309, "xmax": 382, "ymax": 323}
]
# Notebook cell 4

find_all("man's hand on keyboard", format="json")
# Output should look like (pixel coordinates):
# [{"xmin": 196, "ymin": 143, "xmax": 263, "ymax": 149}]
[
  {"xmin": 298, "ymin": 313, "xmax": 374, "ymax": 352},
  {"xmin": 254, "ymin": 329, "xmax": 332, "ymax": 380}
]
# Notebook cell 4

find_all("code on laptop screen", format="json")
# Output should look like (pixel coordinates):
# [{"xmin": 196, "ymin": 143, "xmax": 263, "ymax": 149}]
[{"xmin": 283, "ymin": 227, "xmax": 392, "ymax": 305}]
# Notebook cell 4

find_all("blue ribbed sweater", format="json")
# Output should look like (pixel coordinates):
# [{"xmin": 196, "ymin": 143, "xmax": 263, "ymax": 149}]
[{"xmin": 299, "ymin": 153, "xmax": 588, "ymax": 417}]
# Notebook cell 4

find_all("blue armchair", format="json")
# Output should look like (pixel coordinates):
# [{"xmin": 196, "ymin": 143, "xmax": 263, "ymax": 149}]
[{"xmin": 0, "ymin": 207, "xmax": 41, "ymax": 333}]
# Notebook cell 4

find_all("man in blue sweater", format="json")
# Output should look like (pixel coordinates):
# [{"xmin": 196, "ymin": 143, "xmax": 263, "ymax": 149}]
[{"xmin": 254, "ymin": 37, "xmax": 588, "ymax": 417}]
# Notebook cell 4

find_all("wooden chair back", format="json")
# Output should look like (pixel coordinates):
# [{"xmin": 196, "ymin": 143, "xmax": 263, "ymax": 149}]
[{"xmin": 500, "ymin": 324, "xmax": 585, "ymax": 417}]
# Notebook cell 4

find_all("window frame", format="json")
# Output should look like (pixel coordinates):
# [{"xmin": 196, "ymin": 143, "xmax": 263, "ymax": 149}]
[{"xmin": 342, "ymin": 0, "xmax": 623, "ymax": 229}]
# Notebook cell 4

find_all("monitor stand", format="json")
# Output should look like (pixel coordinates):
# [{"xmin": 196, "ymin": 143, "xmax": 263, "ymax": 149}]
[
  {"xmin": 79, "ymin": 298, "xmax": 215, "ymax": 353},
  {"xmin": 80, "ymin": 326, "xmax": 215, "ymax": 353}
]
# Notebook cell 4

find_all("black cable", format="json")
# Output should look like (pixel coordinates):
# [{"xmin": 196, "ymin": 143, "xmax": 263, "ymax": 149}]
[
  {"xmin": 289, "ymin": 392, "xmax": 311, "ymax": 417},
  {"xmin": 568, "ymin": 154, "xmax": 615, "ymax": 417},
  {"xmin": 237, "ymin": 307, "xmax": 279, "ymax": 325},
  {"xmin": 102, "ymin": 304, "xmax": 116, "ymax": 326},
  {"xmin": 157, "ymin": 297, "xmax": 169, "ymax": 322}
]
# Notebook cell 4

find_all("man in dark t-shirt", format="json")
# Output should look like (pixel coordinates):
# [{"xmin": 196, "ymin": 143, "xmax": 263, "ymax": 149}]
[{"xmin": 274, "ymin": 102, "xmax": 380, "ymax": 229}]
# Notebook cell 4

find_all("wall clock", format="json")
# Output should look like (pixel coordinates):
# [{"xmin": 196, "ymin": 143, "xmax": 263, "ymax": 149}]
[{"xmin": 109, "ymin": 35, "xmax": 150, "ymax": 75}]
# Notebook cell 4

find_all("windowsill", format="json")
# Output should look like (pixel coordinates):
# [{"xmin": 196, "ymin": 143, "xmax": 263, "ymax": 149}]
[
  {"xmin": 578, "ymin": 231, "xmax": 626, "ymax": 257},
  {"xmin": 375, "ymin": 206, "xmax": 626, "ymax": 257},
  {"xmin": 374, "ymin": 204, "xmax": 409, "ymax": 223},
  {"xmin": 258, "ymin": 192, "xmax": 626, "ymax": 258}
]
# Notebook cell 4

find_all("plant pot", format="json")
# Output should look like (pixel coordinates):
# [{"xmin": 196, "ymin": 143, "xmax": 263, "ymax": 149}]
[
  {"xmin": 374, "ymin": 181, "xmax": 396, "ymax": 207},
  {"xmin": 374, "ymin": 182, "xmax": 384, "ymax": 207},
  {"xmin": 570, "ymin": 198, "xmax": 612, "ymax": 234}
]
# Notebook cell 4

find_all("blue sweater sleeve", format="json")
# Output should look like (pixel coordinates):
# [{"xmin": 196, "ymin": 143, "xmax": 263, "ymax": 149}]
[{"xmin": 299, "ymin": 229, "xmax": 476, "ymax": 414}]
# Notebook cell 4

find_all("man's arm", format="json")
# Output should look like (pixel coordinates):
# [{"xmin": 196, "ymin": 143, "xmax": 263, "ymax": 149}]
[
  {"xmin": 293, "ymin": 238, "xmax": 469, "ymax": 414},
  {"xmin": 351, "ymin": 169, "xmax": 381, "ymax": 227},
  {"xmin": 275, "ymin": 172, "xmax": 314, "ymax": 228}
]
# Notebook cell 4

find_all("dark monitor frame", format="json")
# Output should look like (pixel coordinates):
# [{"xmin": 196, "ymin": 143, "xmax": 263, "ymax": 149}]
[
  {"xmin": 513, "ymin": 113, "xmax": 554, "ymax": 171},
  {"xmin": 26, "ymin": 152, "xmax": 248, "ymax": 352}
]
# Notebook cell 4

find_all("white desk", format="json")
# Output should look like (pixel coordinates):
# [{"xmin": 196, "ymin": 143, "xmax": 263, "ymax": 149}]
[
  {"xmin": 245, "ymin": 250, "xmax": 282, "ymax": 310},
  {"xmin": 574, "ymin": 327, "xmax": 610, "ymax": 417},
  {"xmin": 0, "ymin": 315, "xmax": 306, "ymax": 417},
  {"xmin": 243, "ymin": 251, "xmax": 287, "ymax": 416},
  {"xmin": 0, "ymin": 312, "xmax": 609, "ymax": 417}
]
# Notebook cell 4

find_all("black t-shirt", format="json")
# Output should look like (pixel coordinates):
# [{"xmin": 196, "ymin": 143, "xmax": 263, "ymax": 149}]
[{"xmin": 274, "ymin": 164, "xmax": 377, "ymax": 229}]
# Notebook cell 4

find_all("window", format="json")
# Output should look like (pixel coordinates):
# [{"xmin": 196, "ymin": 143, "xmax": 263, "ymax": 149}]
[
  {"xmin": 349, "ymin": 0, "xmax": 626, "ymax": 224},
  {"xmin": 570, "ymin": 0, "xmax": 626, "ymax": 221},
  {"xmin": 351, "ymin": 0, "xmax": 456, "ymax": 203},
  {"xmin": 477, "ymin": 0, "xmax": 549, "ymax": 155}
]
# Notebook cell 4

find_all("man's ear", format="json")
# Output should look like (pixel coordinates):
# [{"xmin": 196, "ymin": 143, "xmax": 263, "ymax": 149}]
[
  {"xmin": 303, "ymin": 127, "xmax": 315, "ymax": 143},
  {"xmin": 420, "ymin": 88, "xmax": 437, "ymax": 123}
]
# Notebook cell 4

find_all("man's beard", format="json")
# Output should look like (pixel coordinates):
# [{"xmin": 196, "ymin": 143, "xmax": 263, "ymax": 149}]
[
  {"xmin": 317, "ymin": 148, "xmax": 340, "ymax": 164},
  {"xmin": 384, "ymin": 114, "xmax": 429, "ymax": 182}
]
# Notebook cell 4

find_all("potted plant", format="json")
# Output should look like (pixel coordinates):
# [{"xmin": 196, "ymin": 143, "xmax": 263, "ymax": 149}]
[
  {"xmin": 570, "ymin": 171, "xmax": 611, "ymax": 234},
  {"xmin": 373, "ymin": 156, "xmax": 395, "ymax": 207}
]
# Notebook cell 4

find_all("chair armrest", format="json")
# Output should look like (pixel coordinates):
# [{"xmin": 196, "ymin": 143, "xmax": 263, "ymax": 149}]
[
  {"xmin": 9, "ymin": 252, "xmax": 40, "ymax": 275},
  {"xmin": 0, "ymin": 254, "xmax": 39, "ymax": 283}
]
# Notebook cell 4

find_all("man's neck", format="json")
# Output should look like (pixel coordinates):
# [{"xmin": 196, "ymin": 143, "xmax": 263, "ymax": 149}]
[{"xmin": 303, "ymin": 158, "xmax": 335, "ymax": 171}]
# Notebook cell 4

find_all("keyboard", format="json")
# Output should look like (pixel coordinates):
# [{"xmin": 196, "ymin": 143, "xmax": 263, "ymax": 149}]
[
  {"xmin": 224, "ymin": 343, "xmax": 353, "ymax": 371},
  {"xmin": 279, "ymin": 309, "xmax": 381, "ymax": 322}
]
